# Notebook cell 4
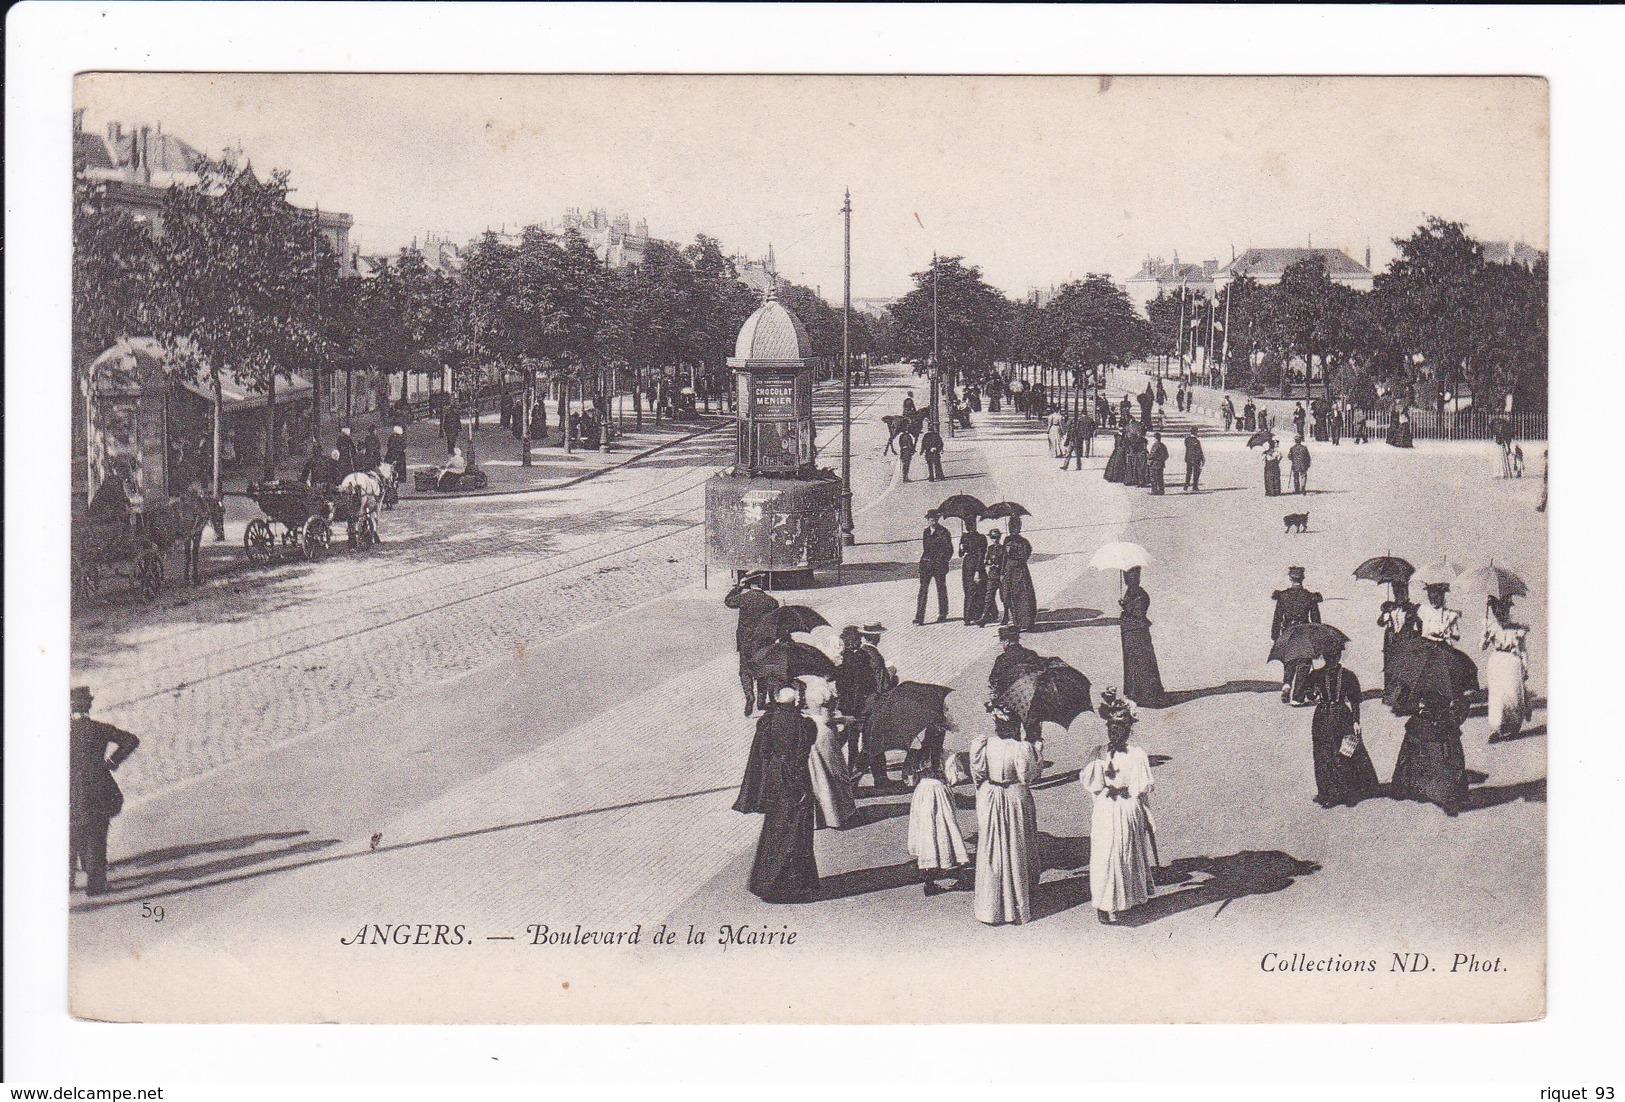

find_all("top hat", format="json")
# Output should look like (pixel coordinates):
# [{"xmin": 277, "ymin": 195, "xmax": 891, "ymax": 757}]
[
  {"xmin": 70, "ymin": 685, "xmax": 93, "ymax": 710},
  {"xmin": 860, "ymin": 621, "xmax": 887, "ymax": 636},
  {"xmin": 1288, "ymin": 566, "xmax": 1307, "ymax": 581}
]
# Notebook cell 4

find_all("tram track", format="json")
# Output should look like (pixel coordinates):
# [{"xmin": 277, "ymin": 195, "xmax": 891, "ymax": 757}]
[{"xmin": 80, "ymin": 378, "xmax": 901, "ymax": 711}]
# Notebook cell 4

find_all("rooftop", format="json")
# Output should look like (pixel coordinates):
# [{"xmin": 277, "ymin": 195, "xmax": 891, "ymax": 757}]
[
  {"xmin": 1220, "ymin": 247, "xmax": 1372, "ymax": 279},
  {"xmin": 731, "ymin": 292, "xmax": 812, "ymax": 364}
]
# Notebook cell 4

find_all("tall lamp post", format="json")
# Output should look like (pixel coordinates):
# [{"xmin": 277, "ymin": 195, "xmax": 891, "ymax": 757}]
[
  {"xmin": 930, "ymin": 251, "xmax": 941, "ymax": 431},
  {"xmin": 840, "ymin": 189, "xmax": 855, "ymax": 545}
]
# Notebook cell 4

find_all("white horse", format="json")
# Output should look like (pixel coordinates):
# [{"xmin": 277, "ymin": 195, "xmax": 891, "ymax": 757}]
[{"xmin": 337, "ymin": 467, "xmax": 389, "ymax": 544}]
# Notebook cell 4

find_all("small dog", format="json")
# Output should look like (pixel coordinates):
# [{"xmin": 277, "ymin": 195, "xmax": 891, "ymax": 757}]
[{"xmin": 1283, "ymin": 512, "xmax": 1309, "ymax": 534}]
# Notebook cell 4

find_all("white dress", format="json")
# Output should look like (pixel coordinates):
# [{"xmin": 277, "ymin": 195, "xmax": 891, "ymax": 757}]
[
  {"xmin": 1483, "ymin": 622, "xmax": 1531, "ymax": 738},
  {"xmin": 1047, "ymin": 412, "xmax": 1064, "ymax": 457},
  {"xmin": 1080, "ymin": 745, "xmax": 1157, "ymax": 916},
  {"xmin": 971, "ymin": 732, "xmax": 1043, "ymax": 925},
  {"xmin": 907, "ymin": 777, "xmax": 969, "ymax": 870},
  {"xmin": 1418, "ymin": 603, "xmax": 1461, "ymax": 643}
]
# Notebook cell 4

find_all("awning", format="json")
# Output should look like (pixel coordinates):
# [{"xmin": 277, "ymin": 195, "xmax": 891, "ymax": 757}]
[{"xmin": 177, "ymin": 369, "xmax": 314, "ymax": 411}]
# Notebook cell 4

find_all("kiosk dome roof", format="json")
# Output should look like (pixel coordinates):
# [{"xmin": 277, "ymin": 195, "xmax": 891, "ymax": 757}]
[{"xmin": 733, "ymin": 291, "xmax": 813, "ymax": 364}]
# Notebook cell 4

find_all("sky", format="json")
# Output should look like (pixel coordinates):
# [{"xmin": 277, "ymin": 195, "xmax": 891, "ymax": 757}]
[{"xmin": 76, "ymin": 74, "xmax": 1548, "ymax": 299}]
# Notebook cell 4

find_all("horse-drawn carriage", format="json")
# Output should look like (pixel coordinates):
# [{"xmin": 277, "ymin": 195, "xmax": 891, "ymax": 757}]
[
  {"xmin": 76, "ymin": 339, "xmax": 221, "ymax": 602},
  {"xmin": 243, "ymin": 476, "xmax": 380, "ymax": 564}
]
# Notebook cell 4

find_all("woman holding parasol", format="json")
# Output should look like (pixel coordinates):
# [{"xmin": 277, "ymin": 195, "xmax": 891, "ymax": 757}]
[
  {"xmin": 1468, "ymin": 564, "xmax": 1532, "ymax": 740},
  {"xmin": 999, "ymin": 514, "xmax": 1039, "ymax": 632},
  {"xmin": 1391, "ymin": 692, "xmax": 1469, "ymax": 816},
  {"xmin": 1356, "ymin": 557, "xmax": 1423, "ymax": 707}
]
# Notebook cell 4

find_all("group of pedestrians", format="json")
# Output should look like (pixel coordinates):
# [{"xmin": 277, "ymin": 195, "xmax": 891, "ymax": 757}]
[
  {"xmin": 1260, "ymin": 433, "xmax": 1313, "ymax": 496},
  {"xmin": 1103, "ymin": 423, "xmax": 1206, "ymax": 496},
  {"xmin": 727, "ymin": 569, "xmax": 1161, "ymax": 927},
  {"xmin": 914, "ymin": 510, "xmax": 1036, "ymax": 630}
]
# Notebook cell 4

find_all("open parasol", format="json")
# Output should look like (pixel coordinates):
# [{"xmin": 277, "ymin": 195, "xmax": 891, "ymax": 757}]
[
  {"xmin": 1268, "ymin": 623, "xmax": 1351, "ymax": 666},
  {"xmin": 996, "ymin": 658, "xmax": 1093, "ymax": 729},
  {"xmin": 751, "ymin": 640, "xmax": 839, "ymax": 686},
  {"xmin": 1088, "ymin": 541, "xmax": 1151, "ymax": 573},
  {"xmin": 1387, "ymin": 639, "xmax": 1480, "ymax": 712},
  {"xmin": 1353, "ymin": 556, "xmax": 1415, "ymax": 586},
  {"xmin": 1455, "ymin": 562, "xmax": 1528, "ymax": 600},
  {"xmin": 936, "ymin": 493, "xmax": 988, "ymax": 523},
  {"xmin": 757, "ymin": 604, "xmax": 830, "ymax": 640},
  {"xmin": 865, "ymin": 682, "xmax": 953, "ymax": 756},
  {"xmin": 1416, "ymin": 559, "xmax": 1463, "ymax": 587},
  {"xmin": 1247, "ymin": 428, "xmax": 1274, "ymax": 448},
  {"xmin": 981, "ymin": 501, "xmax": 1031, "ymax": 519}
]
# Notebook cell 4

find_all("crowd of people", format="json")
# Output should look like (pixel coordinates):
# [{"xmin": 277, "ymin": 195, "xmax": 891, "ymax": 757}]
[{"xmin": 726, "ymin": 566, "xmax": 1163, "ymax": 926}]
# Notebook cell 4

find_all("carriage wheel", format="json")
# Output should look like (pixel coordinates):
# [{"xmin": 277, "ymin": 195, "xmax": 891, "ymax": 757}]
[
  {"xmin": 302, "ymin": 516, "xmax": 331, "ymax": 561},
  {"xmin": 355, "ymin": 513, "xmax": 377, "ymax": 551},
  {"xmin": 136, "ymin": 546, "xmax": 164, "ymax": 598},
  {"xmin": 244, "ymin": 519, "xmax": 275, "ymax": 564}
]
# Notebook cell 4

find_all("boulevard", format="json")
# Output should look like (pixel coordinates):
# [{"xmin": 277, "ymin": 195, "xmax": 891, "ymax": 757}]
[{"xmin": 70, "ymin": 362, "xmax": 1546, "ymax": 1024}]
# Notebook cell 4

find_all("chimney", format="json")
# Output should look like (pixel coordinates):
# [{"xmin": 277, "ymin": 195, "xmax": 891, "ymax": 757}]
[{"xmin": 1365, "ymin": 245, "xmax": 1372, "ymax": 270}]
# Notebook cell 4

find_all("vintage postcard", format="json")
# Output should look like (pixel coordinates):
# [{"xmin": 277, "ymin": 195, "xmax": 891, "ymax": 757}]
[{"xmin": 66, "ymin": 73, "xmax": 1547, "ymax": 1024}]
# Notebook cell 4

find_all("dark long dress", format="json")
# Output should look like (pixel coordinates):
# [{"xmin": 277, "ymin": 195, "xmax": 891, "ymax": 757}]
[
  {"xmin": 1125, "ymin": 435, "xmax": 1150, "ymax": 487},
  {"xmin": 1379, "ymin": 601, "xmax": 1422, "ymax": 706},
  {"xmin": 982, "ymin": 539, "xmax": 1007, "ymax": 624},
  {"xmin": 1103, "ymin": 432, "xmax": 1127, "ymax": 483},
  {"xmin": 1119, "ymin": 584, "xmax": 1165, "ymax": 705},
  {"xmin": 732, "ymin": 708, "xmax": 778, "ymax": 814},
  {"xmin": 1263, "ymin": 454, "xmax": 1283, "ymax": 496},
  {"xmin": 960, "ymin": 532, "xmax": 989, "ymax": 626},
  {"xmin": 1001, "ymin": 536, "xmax": 1038, "ymax": 630},
  {"xmin": 747, "ymin": 709, "xmax": 821, "ymax": 902},
  {"xmin": 1307, "ymin": 665, "xmax": 1379, "ymax": 807},
  {"xmin": 1391, "ymin": 707, "xmax": 1468, "ymax": 815}
]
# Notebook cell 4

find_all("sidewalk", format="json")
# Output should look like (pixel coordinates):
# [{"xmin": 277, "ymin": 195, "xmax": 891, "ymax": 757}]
[{"xmin": 222, "ymin": 411, "xmax": 734, "ymax": 502}]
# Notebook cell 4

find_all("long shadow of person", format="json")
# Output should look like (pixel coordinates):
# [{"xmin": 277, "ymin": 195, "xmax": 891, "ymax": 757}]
[
  {"xmin": 1030, "ymin": 832, "xmax": 1094, "ymax": 920},
  {"xmin": 1463, "ymin": 777, "xmax": 1546, "ymax": 812},
  {"xmin": 108, "ymin": 835, "xmax": 342, "ymax": 892},
  {"xmin": 1158, "ymin": 680, "xmax": 1283, "ymax": 707},
  {"xmin": 810, "ymin": 860, "xmax": 922, "ymax": 902},
  {"xmin": 1113, "ymin": 849, "xmax": 1322, "ymax": 928}
]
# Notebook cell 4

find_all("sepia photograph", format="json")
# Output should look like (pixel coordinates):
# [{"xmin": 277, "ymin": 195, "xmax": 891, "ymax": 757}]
[{"xmin": 56, "ymin": 70, "xmax": 1553, "ymax": 1026}]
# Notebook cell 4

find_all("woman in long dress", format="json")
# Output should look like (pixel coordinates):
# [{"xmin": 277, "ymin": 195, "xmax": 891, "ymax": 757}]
[
  {"xmin": 732, "ymin": 700, "xmax": 778, "ymax": 815},
  {"xmin": 1124, "ymin": 426, "xmax": 1150, "ymax": 487},
  {"xmin": 1482, "ymin": 596, "xmax": 1532, "ymax": 742},
  {"xmin": 1118, "ymin": 567, "xmax": 1166, "ymax": 706},
  {"xmin": 1047, "ymin": 408, "xmax": 1065, "ymax": 457},
  {"xmin": 981, "ymin": 529, "xmax": 1007, "ymax": 625},
  {"xmin": 1305, "ymin": 643, "xmax": 1380, "ymax": 807},
  {"xmin": 801, "ymin": 676, "xmax": 856, "ymax": 829},
  {"xmin": 1262, "ymin": 437, "xmax": 1283, "ymax": 497},
  {"xmin": 1378, "ymin": 581, "xmax": 1423, "ymax": 707},
  {"xmin": 907, "ymin": 747, "xmax": 970, "ymax": 895},
  {"xmin": 1000, "ymin": 517, "xmax": 1038, "ymax": 631},
  {"xmin": 971, "ymin": 709, "xmax": 1043, "ymax": 925},
  {"xmin": 1391, "ymin": 694, "xmax": 1469, "ymax": 816},
  {"xmin": 747, "ymin": 685, "xmax": 822, "ymax": 902},
  {"xmin": 1081, "ymin": 690, "xmax": 1156, "ymax": 924},
  {"xmin": 1103, "ymin": 430, "xmax": 1127, "ymax": 483}
]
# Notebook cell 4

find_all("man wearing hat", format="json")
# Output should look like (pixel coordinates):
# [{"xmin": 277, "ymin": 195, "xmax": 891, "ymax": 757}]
[
  {"xmin": 69, "ymin": 687, "xmax": 140, "ymax": 895},
  {"xmin": 914, "ymin": 510, "xmax": 954, "ymax": 625},
  {"xmin": 1288, "ymin": 435, "xmax": 1312, "ymax": 495},
  {"xmin": 383, "ymin": 424, "xmax": 408, "ymax": 506},
  {"xmin": 989, "ymin": 625, "xmax": 1046, "ymax": 741},
  {"xmin": 725, "ymin": 573, "xmax": 780, "ymax": 716},
  {"xmin": 337, "ymin": 425, "xmax": 360, "ymax": 475},
  {"xmin": 1183, "ymin": 426, "xmax": 1205, "ymax": 492},
  {"xmin": 1271, "ymin": 566, "xmax": 1324, "ymax": 704}
]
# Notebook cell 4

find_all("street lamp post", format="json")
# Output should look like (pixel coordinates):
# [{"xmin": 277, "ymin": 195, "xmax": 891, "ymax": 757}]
[
  {"xmin": 930, "ymin": 251, "xmax": 941, "ymax": 431},
  {"xmin": 841, "ymin": 189, "xmax": 855, "ymax": 546}
]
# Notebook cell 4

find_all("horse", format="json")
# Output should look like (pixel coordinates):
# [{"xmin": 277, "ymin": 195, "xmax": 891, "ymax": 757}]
[
  {"xmin": 338, "ymin": 467, "xmax": 387, "ymax": 545},
  {"xmin": 147, "ymin": 487, "xmax": 223, "ymax": 585}
]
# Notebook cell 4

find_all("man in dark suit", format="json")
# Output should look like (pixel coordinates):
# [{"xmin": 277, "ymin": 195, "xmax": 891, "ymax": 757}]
[
  {"xmin": 1183, "ymin": 427, "xmax": 1205, "ymax": 491},
  {"xmin": 988, "ymin": 625, "xmax": 1046, "ymax": 741},
  {"xmin": 921, "ymin": 423, "xmax": 946, "ymax": 482},
  {"xmin": 896, "ymin": 425, "xmax": 918, "ymax": 482},
  {"xmin": 1061, "ymin": 416, "xmax": 1087, "ymax": 471},
  {"xmin": 724, "ymin": 573, "xmax": 780, "ymax": 716},
  {"xmin": 914, "ymin": 509, "xmax": 954, "ymax": 625},
  {"xmin": 1271, "ymin": 566, "xmax": 1323, "ymax": 705},
  {"xmin": 70, "ymin": 687, "xmax": 139, "ymax": 895},
  {"xmin": 440, "ymin": 401, "xmax": 461, "ymax": 455},
  {"xmin": 1288, "ymin": 435, "xmax": 1312, "ymax": 494}
]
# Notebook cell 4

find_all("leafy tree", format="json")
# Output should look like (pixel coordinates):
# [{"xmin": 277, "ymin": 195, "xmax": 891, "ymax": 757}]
[
  {"xmin": 1044, "ymin": 276, "xmax": 1150, "ymax": 406},
  {"xmin": 1374, "ymin": 217, "xmax": 1487, "ymax": 410},
  {"xmin": 358, "ymin": 247, "xmax": 455, "ymax": 408},
  {"xmin": 886, "ymin": 255, "xmax": 1011, "ymax": 399},
  {"xmin": 72, "ymin": 159, "xmax": 159, "ymax": 369},
  {"xmin": 149, "ymin": 155, "xmax": 339, "ymax": 480}
]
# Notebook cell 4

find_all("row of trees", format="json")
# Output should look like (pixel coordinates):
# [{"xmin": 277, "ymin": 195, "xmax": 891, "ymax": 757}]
[
  {"xmin": 74, "ymin": 152, "xmax": 871, "ymax": 483},
  {"xmin": 864, "ymin": 219, "xmax": 1546, "ymax": 419},
  {"xmin": 1144, "ymin": 219, "xmax": 1547, "ymax": 413}
]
